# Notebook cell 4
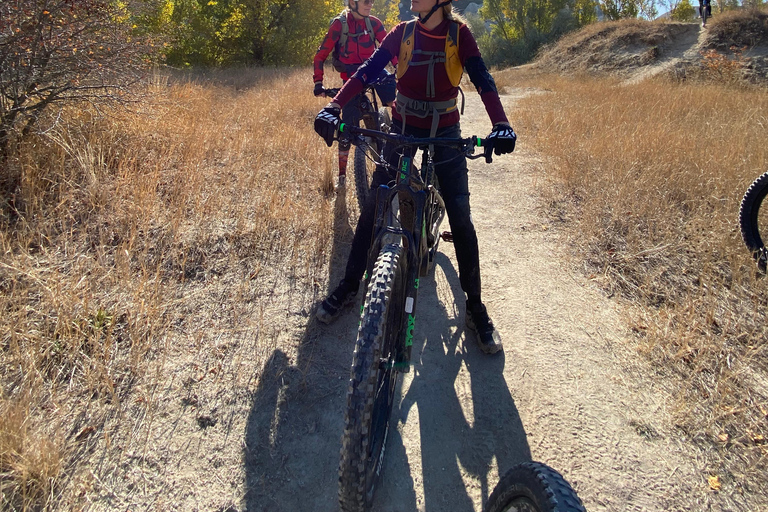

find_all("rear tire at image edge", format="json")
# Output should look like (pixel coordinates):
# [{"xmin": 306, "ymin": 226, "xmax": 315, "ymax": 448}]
[
  {"xmin": 484, "ymin": 462, "xmax": 586, "ymax": 512},
  {"xmin": 738, "ymin": 170, "xmax": 768, "ymax": 272}
]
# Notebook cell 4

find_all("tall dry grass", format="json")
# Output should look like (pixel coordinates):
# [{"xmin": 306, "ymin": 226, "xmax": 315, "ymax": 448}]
[
  {"xmin": 498, "ymin": 68, "xmax": 768, "ymax": 505},
  {"xmin": 0, "ymin": 67, "xmax": 338, "ymax": 510}
]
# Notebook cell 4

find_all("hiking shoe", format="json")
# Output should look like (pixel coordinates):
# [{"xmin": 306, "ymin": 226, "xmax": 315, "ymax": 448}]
[
  {"xmin": 465, "ymin": 301, "xmax": 502, "ymax": 354},
  {"xmin": 316, "ymin": 280, "xmax": 358, "ymax": 324}
]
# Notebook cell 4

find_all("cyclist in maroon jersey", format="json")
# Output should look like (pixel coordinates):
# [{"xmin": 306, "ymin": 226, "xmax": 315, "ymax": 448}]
[
  {"xmin": 313, "ymin": 0, "xmax": 516, "ymax": 354},
  {"xmin": 313, "ymin": 0, "xmax": 396, "ymax": 187}
]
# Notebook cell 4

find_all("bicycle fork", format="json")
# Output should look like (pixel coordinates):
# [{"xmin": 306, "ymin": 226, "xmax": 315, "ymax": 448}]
[{"xmin": 364, "ymin": 156, "xmax": 429, "ymax": 373}]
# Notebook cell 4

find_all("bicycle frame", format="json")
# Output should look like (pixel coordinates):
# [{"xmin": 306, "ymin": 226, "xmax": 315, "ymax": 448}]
[
  {"xmin": 340, "ymin": 124, "xmax": 486, "ymax": 371},
  {"xmin": 322, "ymin": 82, "xmax": 380, "ymax": 123}
]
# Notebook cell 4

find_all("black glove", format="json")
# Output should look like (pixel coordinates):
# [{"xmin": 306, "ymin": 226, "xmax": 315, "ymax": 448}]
[
  {"xmin": 484, "ymin": 123, "xmax": 517, "ymax": 163},
  {"xmin": 313, "ymin": 81, "xmax": 325, "ymax": 97},
  {"xmin": 314, "ymin": 106, "xmax": 341, "ymax": 147}
]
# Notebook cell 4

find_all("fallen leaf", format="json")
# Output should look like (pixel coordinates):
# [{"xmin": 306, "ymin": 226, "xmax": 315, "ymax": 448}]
[
  {"xmin": 718, "ymin": 433, "xmax": 729, "ymax": 443},
  {"xmin": 708, "ymin": 475, "xmax": 721, "ymax": 491},
  {"xmin": 75, "ymin": 426, "xmax": 95, "ymax": 441}
]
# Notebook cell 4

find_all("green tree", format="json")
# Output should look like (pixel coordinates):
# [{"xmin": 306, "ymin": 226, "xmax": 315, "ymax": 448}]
[
  {"xmin": 600, "ymin": 0, "xmax": 639, "ymax": 19},
  {"xmin": 373, "ymin": 0, "xmax": 403, "ymax": 29},
  {"xmin": 150, "ymin": 0, "xmax": 337, "ymax": 66},
  {"xmin": 478, "ymin": 0, "xmax": 597, "ymax": 65},
  {"xmin": 0, "ymin": 1, "xmax": 155, "ymax": 159},
  {"xmin": 670, "ymin": 0, "xmax": 696, "ymax": 20}
]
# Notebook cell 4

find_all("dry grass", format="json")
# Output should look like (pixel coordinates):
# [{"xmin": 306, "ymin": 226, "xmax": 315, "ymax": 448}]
[
  {"xmin": 0, "ymin": 67, "xmax": 339, "ymax": 510},
  {"xmin": 497, "ymin": 67, "xmax": 768, "ymax": 506}
]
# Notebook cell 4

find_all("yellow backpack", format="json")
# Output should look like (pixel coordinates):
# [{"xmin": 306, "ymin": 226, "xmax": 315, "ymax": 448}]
[{"xmin": 396, "ymin": 19, "xmax": 463, "ymax": 88}]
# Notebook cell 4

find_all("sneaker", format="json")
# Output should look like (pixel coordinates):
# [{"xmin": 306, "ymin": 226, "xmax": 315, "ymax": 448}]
[
  {"xmin": 465, "ymin": 301, "xmax": 502, "ymax": 354},
  {"xmin": 316, "ymin": 280, "xmax": 358, "ymax": 324}
]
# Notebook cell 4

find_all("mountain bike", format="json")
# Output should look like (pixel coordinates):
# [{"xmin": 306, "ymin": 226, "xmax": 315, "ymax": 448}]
[
  {"xmin": 322, "ymin": 84, "xmax": 392, "ymax": 211},
  {"xmin": 334, "ymin": 122, "xmax": 487, "ymax": 511},
  {"xmin": 739, "ymin": 170, "xmax": 768, "ymax": 272},
  {"xmin": 332, "ymin": 123, "xmax": 585, "ymax": 512}
]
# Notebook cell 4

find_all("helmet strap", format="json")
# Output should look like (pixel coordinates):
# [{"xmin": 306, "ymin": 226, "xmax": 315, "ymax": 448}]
[{"xmin": 418, "ymin": 0, "xmax": 451, "ymax": 24}]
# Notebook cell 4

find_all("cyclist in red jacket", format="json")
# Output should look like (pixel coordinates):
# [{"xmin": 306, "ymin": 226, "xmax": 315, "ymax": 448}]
[
  {"xmin": 313, "ymin": 0, "xmax": 396, "ymax": 187},
  {"xmin": 314, "ymin": 0, "xmax": 516, "ymax": 354}
]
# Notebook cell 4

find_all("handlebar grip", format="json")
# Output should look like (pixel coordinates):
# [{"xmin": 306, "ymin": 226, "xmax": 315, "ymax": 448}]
[
  {"xmin": 322, "ymin": 88, "xmax": 340, "ymax": 97},
  {"xmin": 481, "ymin": 138, "xmax": 493, "ymax": 164}
]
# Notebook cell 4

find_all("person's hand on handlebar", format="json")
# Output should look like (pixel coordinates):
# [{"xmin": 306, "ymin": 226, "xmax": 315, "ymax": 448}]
[
  {"xmin": 313, "ymin": 81, "xmax": 325, "ymax": 97},
  {"xmin": 314, "ymin": 103, "xmax": 341, "ymax": 147},
  {"xmin": 484, "ymin": 123, "xmax": 517, "ymax": 163}
]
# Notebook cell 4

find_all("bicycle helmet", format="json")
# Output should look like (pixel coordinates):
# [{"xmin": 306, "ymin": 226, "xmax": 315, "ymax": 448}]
[{"xmin": 347, "ymin": 0, "xmax": 373, "ymax": 16}]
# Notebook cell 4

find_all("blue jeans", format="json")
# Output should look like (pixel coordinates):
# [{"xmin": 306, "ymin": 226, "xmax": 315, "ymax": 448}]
[{"xmin": 343, "ymin": 123, "xmax": 482, "ymax": 299}]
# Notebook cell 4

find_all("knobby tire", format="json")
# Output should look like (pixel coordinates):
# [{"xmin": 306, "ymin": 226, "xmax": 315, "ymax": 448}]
[
  {"xmin": 484, "ymin": 462, "xmax": 586, "ymax": 512},
  {"xmin": 339, "ymin": 242, "xmax": 404, "ymax": 512},
  {"xmin": 739, "ymin": 170, "xmax": 768, "ymax": 272},
  {"xmin": 354, "ymin": 107, "xmax": 392, "ymax": 212}
]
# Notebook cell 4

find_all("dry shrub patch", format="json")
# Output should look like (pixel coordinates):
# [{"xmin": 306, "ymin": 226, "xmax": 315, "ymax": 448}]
[
  {"xmin": 1, "ymin": 68, "xmax": 336, "ymax": 510},
  {"xmin": 705, "ymin": 7, "xmax": 768, "ymax": 49},
  {"xmin": 500, "ymin": 69, "xmax": 768, "ymax": 506},
  {"xmin": 535, "ymin": 19, "xmax": 697, "ymax": 76}
]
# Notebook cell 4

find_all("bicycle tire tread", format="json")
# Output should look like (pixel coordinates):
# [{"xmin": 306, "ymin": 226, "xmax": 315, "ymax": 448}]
[
  {"xmin": 739, "ymin": 171, "xmax": 768, "ymax": 272},
  {"xmin": 339, "ymin": 243, "xmax": 403, "ymax": 512},
  {"xmin": 484, "ymin": 462, "xmax": 585, "ymax": 512}
]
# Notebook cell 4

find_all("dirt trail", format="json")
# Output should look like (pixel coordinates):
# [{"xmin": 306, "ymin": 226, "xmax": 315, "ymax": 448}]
[
  {"xmin": 85, "ymin": 90, "xmax": 727, "ymax": 512},
  {"xmin": 239, "ymin": 90, "xmax": 712, "ymax": 511},
  {"xmin": 623, "ymin": 24, "xmax": 704, "ymax": 85}
]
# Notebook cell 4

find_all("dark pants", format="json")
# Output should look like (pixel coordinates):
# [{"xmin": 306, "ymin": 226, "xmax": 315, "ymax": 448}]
[
  {"xmin": 343, "ymin": 123, "xmax": 481, "ymax": 300},
  {"xmin": 339, "ymin": 70, "xmax": 396, "ymax": 152}
]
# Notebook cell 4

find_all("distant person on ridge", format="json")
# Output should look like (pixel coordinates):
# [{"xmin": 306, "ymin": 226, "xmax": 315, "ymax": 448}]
[{"xmin": 699, "ymin": 0, "xmax": 712, "ymax": 27}]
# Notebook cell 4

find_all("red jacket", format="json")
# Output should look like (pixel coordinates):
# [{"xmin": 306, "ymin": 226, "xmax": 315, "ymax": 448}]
[{"xmin": 313, "ymin": 12, "xmax": 387, "ymax": 82}]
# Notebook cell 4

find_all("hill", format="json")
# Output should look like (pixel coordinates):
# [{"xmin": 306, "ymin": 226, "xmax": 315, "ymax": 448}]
[{"xmin": 534, "ymin": 9, "xmax": 768, "ymax": 85}]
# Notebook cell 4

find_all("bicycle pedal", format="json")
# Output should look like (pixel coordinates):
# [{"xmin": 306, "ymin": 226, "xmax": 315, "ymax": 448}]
[{"xmin": 440, "ymin": 231, "xmax": 454, "ymax": 243}]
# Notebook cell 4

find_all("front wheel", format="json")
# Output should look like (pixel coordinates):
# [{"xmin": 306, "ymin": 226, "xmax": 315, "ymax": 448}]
[
  {"xmin": 739, "ymin": 171, "xmax": 768, "ymax": 272},
  {"xmin": 354, "ymin": 107, "xmax": 392, "ymax": 212},
  {"xmin": 484, "ymin": 462, "xmax": 586, "ymax": 512},
  {"xmin": 339, "ymin": 242, "xmax": 405, "ymax": 512}
]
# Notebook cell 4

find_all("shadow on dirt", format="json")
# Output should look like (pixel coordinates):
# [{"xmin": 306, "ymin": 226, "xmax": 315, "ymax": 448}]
[
  {"xmin": 242, "ymin": 193, "xmax": 531, "ymax": 511},
  {"xmin": 374, "ymin": 253, "xmax": 532, "ymax": 511}
]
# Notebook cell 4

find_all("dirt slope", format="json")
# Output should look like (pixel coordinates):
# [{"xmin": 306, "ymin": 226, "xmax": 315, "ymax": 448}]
[{"xmin": 535, "ymin": 18, "xmax": 768, "ymax": 85}]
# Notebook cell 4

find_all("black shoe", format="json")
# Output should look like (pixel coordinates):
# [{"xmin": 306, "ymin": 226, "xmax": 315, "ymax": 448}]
[
  {"xmin": 316, "ymin": 280, "xmax": 358, "ymax": 324},
  {"xmin": 465, "ymin": 301, "xmax": 502, "ymax": 354}
]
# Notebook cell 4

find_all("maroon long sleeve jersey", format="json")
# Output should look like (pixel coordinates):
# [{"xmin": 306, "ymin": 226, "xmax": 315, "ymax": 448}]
[{"xmin": 333, "ymin": 19, "xmax": 509, "ymax": 130}]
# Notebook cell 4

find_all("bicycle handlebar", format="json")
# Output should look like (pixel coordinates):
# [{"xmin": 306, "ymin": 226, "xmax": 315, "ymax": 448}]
[
  {"xmin": 321, "ymin": 87, "xmax": 340, "ymax": 97},
  {"xmin": 339, "ymin": 122, "xmax": 490, "ymax": 161}
]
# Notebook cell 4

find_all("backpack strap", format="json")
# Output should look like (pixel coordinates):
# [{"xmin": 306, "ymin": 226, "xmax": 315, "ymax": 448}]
[
  {"xmin": 397, "ymin": 20, "xmax": 463, "ymax": 88},
  {"xmin": 396, "ymin": 20, "xmax": 417, "ymax": 81},
  {"xmin": 445, "ymin": 21, "xmax": 463, "ymax": 87},
  {"xmin": 337, "ymin": 13, "xmax": 349, "ymax": 50},
  {"xmin": 365, "ymin": 17, "xmax": 376, "ymax": 49},
  {"xmin": 338, "ymin": 12, "xmax": 377, "ymax": 53}
]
